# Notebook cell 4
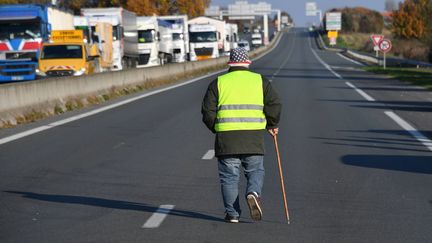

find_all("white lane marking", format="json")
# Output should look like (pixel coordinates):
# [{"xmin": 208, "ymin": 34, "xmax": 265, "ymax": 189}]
[
  {"xmin": 345, "ymin": 82, "xmax": 376, "ymax": 102},
  {"xmin": 308, "ymin": 35, "xmax": 342, "ymax": 79},
  {"xmin": 202, "ymin": 149, "xmax": 215, "ymax": 160},
  {"xmin": 0, "ymin": 70, "xmax": 226, "ymax": 146},
  {"xmin": 337, "ymin": 53, "xmax": 364, "ymax": 66},
  {"xmin": 384, "ymin": 111, "xmax": 432, "ymax": 152},
  {"xmin": 142, "ymin": 204, "xmax": 175, "ymax": 229}
]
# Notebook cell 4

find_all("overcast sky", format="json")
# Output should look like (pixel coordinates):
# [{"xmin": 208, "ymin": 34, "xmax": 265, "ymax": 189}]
[{"xmin": 210, "ymin": 0, "xmax": 390, "ymax": 26}]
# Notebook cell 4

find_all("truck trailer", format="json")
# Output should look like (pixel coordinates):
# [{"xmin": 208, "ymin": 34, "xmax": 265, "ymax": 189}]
[
  {"xmin": 81, "ymin": 8, "xmax": 137, "ymax": 70},
  {"xmin": 0, "ymin": 4, "xmax": 74, "ymax": 82}
]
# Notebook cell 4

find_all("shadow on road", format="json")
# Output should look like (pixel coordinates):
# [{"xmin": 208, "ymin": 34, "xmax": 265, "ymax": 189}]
[
  {"xmin": 4, "ymin": 191, "xmax": 225, "ymax": 223},
  {"xmin": 341, "ymin": 154, "xmax": 432, "ymax": 174}
]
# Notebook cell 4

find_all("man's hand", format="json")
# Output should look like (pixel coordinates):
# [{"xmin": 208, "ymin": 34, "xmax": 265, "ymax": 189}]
[{"xmin": 268, "ymin": 128, "xmax": 279, "ymax": 136}]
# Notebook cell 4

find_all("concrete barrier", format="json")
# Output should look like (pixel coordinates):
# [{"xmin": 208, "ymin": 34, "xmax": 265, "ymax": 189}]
[{"xmin": 0, "ymin": 31, "xmax": 282, "ymax": 127}]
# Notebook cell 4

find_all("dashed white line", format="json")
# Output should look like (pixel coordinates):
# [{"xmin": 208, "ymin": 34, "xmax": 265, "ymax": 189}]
[
  {"xmin": 142, "ymin": 204, "xmax": 175, "ymax": 229},
  {"xmin": 337, "ymin": 53, "xmax": 364, "ymax": 66},
  {"xmin": 202, "ymin": 149, "xmax": 215, "ymax": 160},
  {"xmin": 345, "ymin": 82, "xmax": 376, "ymax": 101},
  {"xmin": 384, "ymin": 111, "xmax": 432, "ymax": 152}
]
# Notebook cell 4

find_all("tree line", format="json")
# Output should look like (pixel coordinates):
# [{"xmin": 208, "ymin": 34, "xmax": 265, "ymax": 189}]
[{"xmin": 0, "ymin": 0, "xmax": 211, "ymax": 18}]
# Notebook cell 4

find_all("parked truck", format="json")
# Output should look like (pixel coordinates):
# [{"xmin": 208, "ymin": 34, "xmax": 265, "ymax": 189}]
[
  {"xmin": 36, "ymin": 30, "xmax": 100, "ymax": 77},
  {"xmin": 74, "ymin": 16, "xmax": 113, "ymax": 71},
  {"xmin": 0, "ymin": 4, "xmax": 74, "ymax": 82},
  {"xmin": 81, "ymin": 8, "xmax": 137, "ymax": 70},
  {"xmin": 136, "ymin": 16, "xmax": 160, "ymax": 67},
  {"xmin": 188, "ymin": 23, "xmax": 219, "ymax": 61},
  {"xmin": 158, "ymin": 15, "xmax": 189, "ymax": 63},
  {"xmin": 224, "ymin": 23, "xmax": 238, "ymax": 55}
]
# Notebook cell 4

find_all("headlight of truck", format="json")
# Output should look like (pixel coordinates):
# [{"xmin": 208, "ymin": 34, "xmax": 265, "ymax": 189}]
[
  {"xmin": 35, "ymin": 69, "xmax": 46, "ymax": 76},
  {"xmin": 74, "ymin": 68, "xmax": 86, "ymax": 76}
]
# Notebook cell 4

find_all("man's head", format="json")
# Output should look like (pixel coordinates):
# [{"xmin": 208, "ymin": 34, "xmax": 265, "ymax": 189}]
[{"xmin": 228, "ymin": 47, "xmax": 252, "ymax": 67}]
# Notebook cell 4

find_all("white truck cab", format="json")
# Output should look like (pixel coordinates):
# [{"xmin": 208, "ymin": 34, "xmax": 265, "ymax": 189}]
[
  {"xmin": 188, "ymin": 24, "xmax": 219, "ymax": 61},
  {"xmin": 136, "ymin": 16, "xmax": 160, "ymax": 67}
]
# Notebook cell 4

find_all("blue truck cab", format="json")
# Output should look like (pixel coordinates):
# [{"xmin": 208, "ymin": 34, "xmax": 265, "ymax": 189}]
[{"xmin": 0, "ymin": 4, "xmax": 64, "ymax": 82}]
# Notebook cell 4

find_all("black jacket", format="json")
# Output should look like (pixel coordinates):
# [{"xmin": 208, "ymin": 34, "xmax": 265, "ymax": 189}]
[{"xmin": 201, "ymin": 66, "xmax": 282, "ymax": 157}]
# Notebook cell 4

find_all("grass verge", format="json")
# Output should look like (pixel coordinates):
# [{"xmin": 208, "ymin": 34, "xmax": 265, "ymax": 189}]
[{"xmin": 363, "ymin": 66, "xmax": 432, "ymax": 90}]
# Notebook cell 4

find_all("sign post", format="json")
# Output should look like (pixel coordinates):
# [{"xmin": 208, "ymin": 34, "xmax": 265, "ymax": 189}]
[
  {"xmin": 378, "ymin": 39, "xmax": 392, "ymax": 69},
  {"xmin": 325, "ymin": 12, "xmax": 341, "ymax": 46},
  {"xmin": 371, "ymin": 34, "xmax": 384, "ymax": 58},
  {"xmin": 328, "ymin": 31, "xmax": 338, "ymax": 46}
]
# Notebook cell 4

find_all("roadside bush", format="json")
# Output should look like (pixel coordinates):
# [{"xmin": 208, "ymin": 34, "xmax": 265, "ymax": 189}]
[{"xmin": 393, "ymin": 39, "xmax": 430, "ymax": 61}]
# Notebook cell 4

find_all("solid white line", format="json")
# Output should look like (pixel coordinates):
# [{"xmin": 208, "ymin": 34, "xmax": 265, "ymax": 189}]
[
  {"xmin": 142, "ymin": 204, "xmax": 175, "ymax": 229},
  {"xmin": 0, "ymin": 70, "xmax": 226, "ymax": 146},
  {"xmin": 308, "ymin": 35, "xmax": 342, "ymax": 79},
  {"xmin": 345, "ymin": 82, "xmax": 376, "ymax": 101},
  {"xmin": 384, "ymin": 111, "xmax": 432, "ymax": 152},
  {"xmin": 337, "ymin": 53, "xmax": 364, "ymax": 66},
  {"xmin": 202, "ymin": 149, "xmax": 215, "ymax": 160}
]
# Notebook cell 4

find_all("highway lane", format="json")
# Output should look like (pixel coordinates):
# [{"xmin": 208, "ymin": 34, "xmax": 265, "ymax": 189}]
[{"xmin": 0, "ymin": 28, "xmax": 431, "ymax": 242}]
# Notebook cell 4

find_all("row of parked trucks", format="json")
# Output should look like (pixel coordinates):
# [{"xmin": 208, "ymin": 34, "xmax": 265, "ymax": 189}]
[{"xmin": 0, "ymin": 4, "xmax": 240, "ymax": 82}]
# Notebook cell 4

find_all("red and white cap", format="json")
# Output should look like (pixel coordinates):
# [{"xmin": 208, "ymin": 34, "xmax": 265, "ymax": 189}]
[{"xmin": 227, "ymin": 47, "xmax": 252, "ymax": 66}]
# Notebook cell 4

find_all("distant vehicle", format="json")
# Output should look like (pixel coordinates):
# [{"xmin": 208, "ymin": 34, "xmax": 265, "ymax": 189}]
[
  {"xmin": 36, "ymin": 30, "xmax": 100, "ymax": 77},
  {"xmin": 0, "ymin": 4, "xmax": 74, "ymax": 82},
  {"xmin": 251, "ymin": 32, "xmax": 263, "ymax": 47},
  {"xmin": 189, "ymin": 17, "xmax": 238, "ymax": 55},
  {"xmin": 237, "ymin": 40, "xmax": 250, "ymax": 52},
  {"xmin": 158, "ymin": 15, "xmax": 189, "ymax": 63},
  {"xmin": 188, "ymin": 23, "xmax": 219, "ymax": 61},
  {"xmin": 243, "ymin": 27, "xmax": 250, "ymax": 33},
  {"xmin": 224, "ymin": 23, "xmax": 238, "ymax": 55}
]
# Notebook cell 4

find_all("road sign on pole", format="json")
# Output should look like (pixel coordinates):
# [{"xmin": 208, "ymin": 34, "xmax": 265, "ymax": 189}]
[
  {"xmin": 306, "ymin": 2, "xmax": 317, "ymax": 16},
  {"xmin": 378, "ymin": 39, "xmax": 392, "ymax": 69},
  {"xmin": 371, "ymin": 34, "xmax": 384, "ymax": 46},
  {"xmin": 326, "ymin": 12, "xmax": 341, "ymax": 31},
  {"xmin": 379, "ymin": 39, "xmax": 392, "ymax": 53}
]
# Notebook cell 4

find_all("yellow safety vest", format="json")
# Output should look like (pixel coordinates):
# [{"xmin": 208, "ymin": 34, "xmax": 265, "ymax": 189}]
[{"xmin": 215, "ymin": 70, "xmax": 267, "ymax": 132}]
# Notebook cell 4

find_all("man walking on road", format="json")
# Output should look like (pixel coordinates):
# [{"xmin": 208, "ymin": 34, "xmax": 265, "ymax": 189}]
[{"xmin": 201, "ymin": 47, "xmax": 282, "ymax": 223}]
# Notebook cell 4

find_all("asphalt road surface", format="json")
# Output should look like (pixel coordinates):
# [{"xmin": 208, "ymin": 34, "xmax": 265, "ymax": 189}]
[{"xmin": 1, "ymin": 28, "xmax": 431, "ymax": 243}]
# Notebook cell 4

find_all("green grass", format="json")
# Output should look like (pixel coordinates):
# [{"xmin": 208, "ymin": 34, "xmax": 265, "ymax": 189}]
[{"xmin": 364, "ymin": 66, "xmax": 432, "ymax": 90}]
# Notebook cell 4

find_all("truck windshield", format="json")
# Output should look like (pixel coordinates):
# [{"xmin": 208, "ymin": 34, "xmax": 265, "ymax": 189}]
[
  {"xmin": 172, "ymin": 33, "xmax": 183, "ymax": 41},
  {"xmin": 0, "ymin": 20, "xmax": 41, "ymax": 40},
  {"xmin": 41, "ymin": 45, "xmax": 83, "ymax": 59},
  {"xmin": 189, "ymin": 32, "xmax": 216, "ymax": 43},
  {"xmin": 112, "ymin": 25, "xmax": 122, "ymax": 41},
  {"xmin": 138, "ymin": 30, "xmax": 154, "ymax": 43}
]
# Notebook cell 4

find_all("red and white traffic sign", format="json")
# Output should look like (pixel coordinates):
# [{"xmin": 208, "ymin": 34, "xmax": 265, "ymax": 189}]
[
  {"xmin": 371, "ymin": 34, "xmax": 384, "ymax": 46},
  {"xmin": 379, "ymin": 39, "xmax": 392, "ymax": 53}
]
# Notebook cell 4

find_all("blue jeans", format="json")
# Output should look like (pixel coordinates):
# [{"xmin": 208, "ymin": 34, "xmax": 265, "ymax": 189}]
[{"xmin": 218, "ymin": 155, "xmax": 264, "ymax": 217}]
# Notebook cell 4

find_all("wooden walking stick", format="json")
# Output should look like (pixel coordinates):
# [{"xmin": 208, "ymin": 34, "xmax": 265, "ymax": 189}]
[{"xmin": 273, "ymin": 134, "xmax": 290, "ymax": 224}]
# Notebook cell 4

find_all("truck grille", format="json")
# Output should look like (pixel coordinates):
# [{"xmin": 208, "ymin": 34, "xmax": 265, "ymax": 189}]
[
  {"xmin": 194, "ymin": 48, "xmax": 213, "ymax": 56},
  {"xmin": 0, "ymin": 63, "xmax": 35, "ymax": 76},
  {"xmin": 6, "ymin": 52, "xmax": 37, "ymax": 61},
  {"xmin": 46, "ymin": 70, "xmax": 74, "ymax": 77},
  {"xmin": 138, "ymin": 54, "xmax": 150, "ymax": 65},
  {"xmin": 0, "ymin": 70, "xmax": 33, "ymax": 76}
]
